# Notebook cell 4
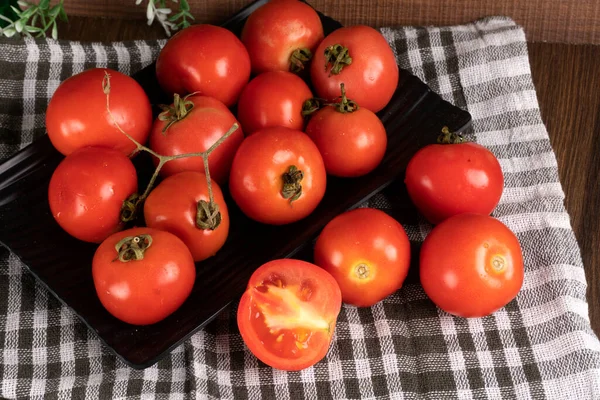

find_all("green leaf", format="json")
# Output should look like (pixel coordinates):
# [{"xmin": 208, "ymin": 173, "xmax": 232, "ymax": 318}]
[
  {"xmin": 1, "ymin": 26, "xmax": 17, "ymax": 37},
  {"xmin": 180, "ymin": 0, "xmax": 190, "ymax": 12},
  {"xmin": 0, "ymin": 14, "xmax": 15, "ymax": 24},
  {"xmin": 14, "ymin": 18, "xmax": 22, "ymax": 32},
  {"xmin": 38, "ymin": 0, "xmax": 49, "ymax": 10},
  {"xmin": 0, "ymin": 0, "xmax": 19, "ymax": 28},
  {"xmin": 58, "ymin": 6, "xmax": 67, "ymax": 22},
  {"xmin": 25, "ymin": 24, "xmax": 41, "ymax": 32},
  {"xmin": 51, "ymin": 20, "xmax": 57, "ymax": 39},
  {"xmin": 49, "ymin": 4, "xmax": 60, "ymax": 18}
]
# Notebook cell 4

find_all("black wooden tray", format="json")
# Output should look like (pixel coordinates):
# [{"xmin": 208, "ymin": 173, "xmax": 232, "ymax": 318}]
[{"xmin": 0, "ymin": 0, "xmax": 472, "ymax": 369}]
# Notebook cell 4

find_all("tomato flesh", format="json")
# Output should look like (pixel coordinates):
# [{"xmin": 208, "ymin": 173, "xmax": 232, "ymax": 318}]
[{"xmin": 237, "ymin": 259, "xmax": 342, "ymax": 371}]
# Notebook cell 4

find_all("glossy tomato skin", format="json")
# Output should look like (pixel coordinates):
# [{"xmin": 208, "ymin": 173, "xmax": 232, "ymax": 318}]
[
  {"xmin": 241, "ymin": 0, "xmax": 324, "ymax": 74},
  {"xmin": 314, "ymin": 208, "xmax": 411, "ymax": 307},
  {"xmin": 155, "ymin": 24, "xmax": 251, "ymax": 107},
  {"xmin": 229, "ymin": 127, "xmax": 326, "ymax": 225},
  {"xmin": 420, "ymin": 213, "xmax": 524, "ymax": 318},
  {"xmin": 92, "ymin": 227, "xmax": 196, "ymax": 325},
  {"xmin": 404, "ymin": 142, "xmax": 504, "ymax": 224},
  {"xmin": 305, "ymin": 106, "xmax": 387, "ymax": 177},
  {"xmin": 149, "ymin": 95, "xmax": 244, "ymax": 184},
  {"xmin": 237, "ymin": 259, "xmax": 342, "ymax": 371},
  {"xmin": 46, "ymin": 68, "xmax": 152, "ymax": 156},
  {"xmin": 48, "ymin": 146, "xmax": 137, "ymax": 243},
  {"xmin": 236, "ymin": 71, "xmax": 313, "ymax": 135},
  {"xmin": 144, "ymin": 171, "xmax": 229, "ymax": 262},
  {"xmin": 310, "ymin": 25, "xmax": 399, "ymax": 113}
]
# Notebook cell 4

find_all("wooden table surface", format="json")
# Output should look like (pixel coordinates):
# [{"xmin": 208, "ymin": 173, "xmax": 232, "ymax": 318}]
[{"xmin": 56, "ymin": 16, "xmax": 600, "ymax": 336}]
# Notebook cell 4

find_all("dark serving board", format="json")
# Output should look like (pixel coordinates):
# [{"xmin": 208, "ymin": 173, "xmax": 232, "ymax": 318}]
[{"xmin": 0, "ymin": 0, "xmax": 471, "ymax": 369}]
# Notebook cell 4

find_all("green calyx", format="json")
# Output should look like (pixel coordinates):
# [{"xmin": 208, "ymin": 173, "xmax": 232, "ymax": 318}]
[
  {"xmin": 437, "ymin": 126, "xmax": 465, "ymax": 144},
  {"xmin": 281, "ymin": 165, "xmax": 304, "ymax": 204},
  {"xmin": 324, "ymin": 44, "xmax": 352, "ymax": 76},
  {"xmin": 113, "ymin": 234, "xmax": 153, "ymax": 262}
]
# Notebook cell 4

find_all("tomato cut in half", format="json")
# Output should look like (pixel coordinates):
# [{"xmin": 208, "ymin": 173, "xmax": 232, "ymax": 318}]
[{"xmin": 237, "ymin": 259, "xmax": 342, "ymax": 371}]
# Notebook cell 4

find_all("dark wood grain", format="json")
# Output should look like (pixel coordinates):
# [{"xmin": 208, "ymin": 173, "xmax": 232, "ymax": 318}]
[
  {"xmin": 48, "ymin": 0, "xmax": 600, "ymax": 44},
  {"xmin": 527, "ymin": 42, "xmax": 600, "ymax": 336}
]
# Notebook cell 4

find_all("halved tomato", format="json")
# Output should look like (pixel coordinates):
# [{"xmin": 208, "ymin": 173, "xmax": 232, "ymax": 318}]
[{"xmin": 237, "ymin": 259, "xmax": 342, "ymax": 371}]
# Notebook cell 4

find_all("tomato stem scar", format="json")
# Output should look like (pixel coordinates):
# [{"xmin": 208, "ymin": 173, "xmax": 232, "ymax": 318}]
[
  {"xmin": 103, "ymin": 71, "xmax": 239, "ymax": 227},
  {"xmin": 491, "ymin": 255, "xmax": 506, "ymax": 272},
  {"xmin": 355, "ymin": 263, "xmax": 370, "ymax": 279}
]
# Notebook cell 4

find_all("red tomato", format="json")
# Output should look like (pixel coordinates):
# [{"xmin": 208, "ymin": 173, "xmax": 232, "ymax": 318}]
[
  {"xmin": 155, "ymin": 24, "xmax": 251, "ymax": 107},
  {"xmin": 92, "ymin": 227, "xmax": 196, "ymax": 325},
  {"xmin": 420, "ymin": 213, "xmax": 524, "ymax": 318},
  {"xmin": 241, "ymin": 0, "xmax": 324, "ymax": 74},
  {"xmin": 236, "ymin": 71, "xmax": 313, "ymax": 135},
  {"xmin": 229, "ymin": 127, "xmax": 326, "ymax": 225},
  {"xmin": 148, "ymin": 95, "xmax": 244, "ymax": 184},
  {"xmin": 404, "ymin": 131, "xmax": 504, "ymax": 224},
  {"xmin": 305, "ymin": 91, "xmax": 387, "ymax": 177},
  {"xmin": 144, "ymin": 171, "xmax": 229, "ymax": 262},
  {"xmin": 237, "ymin": 259, "xmax": 342, "ymax": 371},
  {"xmin": 314, "ymin": 208, "xmax": 411, "ymax": 307},
  {"xmin": 310, "ymin": 25, "xmax": 399, "ymax": 113},
  {"xmin": 45, "ymin": 68, "xmax": 152, "ymax": 156},
  {"xmin": 48, "ymin": 146, "xmax": 137, "ymax": 243}
]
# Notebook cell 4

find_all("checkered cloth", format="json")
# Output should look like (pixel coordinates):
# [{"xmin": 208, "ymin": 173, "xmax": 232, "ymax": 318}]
[{"xmin": 2, "ymin": 16, "xmax": 600, "ymax": 400}]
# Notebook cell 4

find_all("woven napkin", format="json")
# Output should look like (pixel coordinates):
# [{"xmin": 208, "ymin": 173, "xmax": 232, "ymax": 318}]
[{"xmin": 2, "ymin": 16, "xmax": 600, "ymax": 400}]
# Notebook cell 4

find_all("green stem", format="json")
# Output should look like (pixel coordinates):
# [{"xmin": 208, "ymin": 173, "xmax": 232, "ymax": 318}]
[{"xmin": 102, "ymin": 70, "xmax": 239, "ymax": 225}]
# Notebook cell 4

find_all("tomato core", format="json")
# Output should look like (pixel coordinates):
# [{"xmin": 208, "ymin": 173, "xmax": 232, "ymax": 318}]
[{"xmin": 249, "ymin": 278, "xmax": 331, "ymax": 360}]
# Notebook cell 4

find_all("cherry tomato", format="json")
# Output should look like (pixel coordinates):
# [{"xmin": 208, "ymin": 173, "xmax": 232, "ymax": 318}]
[
  {"xmin": 237, "ymin": 259, "xmax": 342, "ymax": 371},
  {"xmin": 48, "ymin": 146, "xmax": 137, "ymax": 243},
  {"xmin": 305, "ymin": 87, "xmax": 387, "ymax": 177},
  {"xmin": 92, "ymin": 227, "xmax": 196, "ymax": 325},
  {"xmin": 148, "ymin": 95, "xmax": 244, "ymax": 184},
  {"xmin": 314, "ymin": 208, "xmax": 410, "ymax": 307},
  {"xmin": 404, "ymin": 130, "xmax": 504, "ymax": 224},
  {"xmin": 45, "ymin": 68, "xmax": 152, "ymax": 156},
  {"xmin": 420, "ymin": 213, "xmax": 524, "ymax": 318},
  {"xmin": 236, "ymin": 71, "xmax": 313, "ymax": 135},
  {"xmin": 310, "ymin": 25, "xmax": 399, "ymax": 113},
  {"xmin": 229, "ymin": 127, "xmax": 326, "ymax": 225},
  {"xmin": 241, "ymin": 0, "xmax": 324, "ymax": 74},
  {"xmin": 155, "ymin": 24, "xmax": 251, "ymax": 107},
  {"xmin": 144, "ymin": 171, "xmax": 229, "ymax": 262}
]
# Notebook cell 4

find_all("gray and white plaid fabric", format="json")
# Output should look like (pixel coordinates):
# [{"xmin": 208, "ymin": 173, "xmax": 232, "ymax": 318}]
[{"xmin": 2, "ymin": 16, "xmax": 600, "ymax": 399}]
